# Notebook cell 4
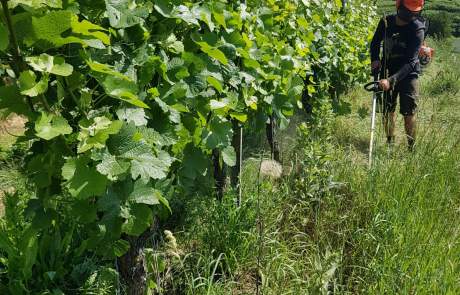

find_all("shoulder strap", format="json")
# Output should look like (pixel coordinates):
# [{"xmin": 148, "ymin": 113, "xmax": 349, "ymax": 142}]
[
  {"xmin": 382, "ymin": 13, "xmax": 389, "ymax": 80},
  {"xmin": 383, "ymin": 14, "xmax": 388, "ymax": 29}
]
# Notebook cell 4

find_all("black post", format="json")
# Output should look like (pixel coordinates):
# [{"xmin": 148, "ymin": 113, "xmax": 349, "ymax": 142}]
[
  {"xmin": 212, "ymin": 149, "xmax": 226, "ymax": 200},
  {"xmin": 266, "ymin": 115, "xmax": 280, "ymax": 162}
]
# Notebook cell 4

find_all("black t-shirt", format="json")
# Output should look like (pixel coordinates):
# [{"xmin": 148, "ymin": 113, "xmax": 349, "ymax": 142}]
[{"xmin": 370, "ymin": 15, "xmax": 425, "ymax": 85}]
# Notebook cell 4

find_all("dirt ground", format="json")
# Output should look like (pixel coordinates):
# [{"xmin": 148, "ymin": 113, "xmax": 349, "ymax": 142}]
[
  {"xmin": 0, "ymin": 115, "xmax": 26, "ymax": 148},
  {"xmin": 0, "ymin": 115, "xmax": 26, "ymax": 216}
]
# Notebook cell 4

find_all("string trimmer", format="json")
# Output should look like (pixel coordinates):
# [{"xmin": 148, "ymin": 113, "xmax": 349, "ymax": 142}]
[{"xmin": 364, "ymin": 75, "xmax": 383, "ymax": 168}]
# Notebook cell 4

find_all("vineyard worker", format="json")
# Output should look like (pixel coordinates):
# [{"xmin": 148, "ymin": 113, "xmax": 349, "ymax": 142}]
[{"xmin": 370, "ymin": 0, "xmax": 425, "ymax": 150}]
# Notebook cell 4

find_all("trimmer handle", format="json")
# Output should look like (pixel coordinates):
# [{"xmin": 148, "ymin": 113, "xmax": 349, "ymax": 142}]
[{"xmin": 364, "ymin": 81, "xmax": 381, "ymax": 92}]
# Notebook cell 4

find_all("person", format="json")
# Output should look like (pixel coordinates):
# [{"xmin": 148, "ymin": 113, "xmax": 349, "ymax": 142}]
[{"xmin": 370, "ymin": 0, "xmax": 425, "ymax": 150}]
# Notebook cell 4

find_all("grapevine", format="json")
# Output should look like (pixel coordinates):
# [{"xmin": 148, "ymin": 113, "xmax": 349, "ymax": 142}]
[{"xmin": 0, "ymin": 0, "xmax": 374, "ymax": 293}]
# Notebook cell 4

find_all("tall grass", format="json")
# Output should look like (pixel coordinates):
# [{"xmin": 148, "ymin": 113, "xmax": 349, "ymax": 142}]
[
  {"xmin": 335, "ymin": 128, "xmax": 460, "ymax": 293},
  {"xmin": 333, "ymin": 37, "xmax": 460, "ymax": 293}
]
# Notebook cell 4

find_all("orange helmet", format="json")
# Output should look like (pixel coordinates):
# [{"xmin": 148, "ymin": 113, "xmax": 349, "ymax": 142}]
[{"xmin": 396, "ymin": 0, "xmax": 424, "ymax": 12}]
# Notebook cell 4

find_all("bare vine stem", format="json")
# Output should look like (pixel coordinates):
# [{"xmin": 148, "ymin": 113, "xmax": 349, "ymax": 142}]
[
  {"xmin": 1, "ymin": 0, "xmax": 27, "ymax": 74},
  {"xmin": 1, "ymin": 0, "xmax": 38, "ymax": 113}
]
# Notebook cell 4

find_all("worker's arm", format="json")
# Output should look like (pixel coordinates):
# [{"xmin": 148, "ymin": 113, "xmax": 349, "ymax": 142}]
[
  {"xmin": 370, "ymin": 18, "xmax": 385, "ymax": 64},
  {"xmin": 388, "ymin": 28, "xmax": 424, "ymax": 85}
]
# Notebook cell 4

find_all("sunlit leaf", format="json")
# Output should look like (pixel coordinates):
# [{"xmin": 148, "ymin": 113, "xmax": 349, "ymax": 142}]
[
  {"xmin": 222, "ymin": 146, "xmax": 236, "ymax": 167},
  {"xmin": 34, "ymin": 112, "xmax": 72, "ymax": 140},
  {"xmin": 26, "ymin": 54, "xmax": 73, "ymax": 76},
  {"xmin": 105, "ymin": 0, "xmax": 152, "ymax": 29},
  {"xmin": 18, "ymin": 70, "xmax": 49, "ymax": 97}
]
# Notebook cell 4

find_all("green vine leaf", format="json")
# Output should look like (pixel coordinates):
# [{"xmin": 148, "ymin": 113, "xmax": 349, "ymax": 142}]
[
  {"xmin": 129, "ymin": 148, "xmax": 173, "ymax": 183},
  {"xmin": 129, "ymin": 180, "xmax": 162, "ymax": 205},
  {"xmin": 137, "ymin": 126, "xmax": 177, "ymax": 148},
  {"xmin": 153, "ymin": 0, "xmax": 172, "ymax": 17},
  {"xmin": 207, "ymin": 76, "xmax": 223, "ymax": 93},
  {"xmin": 213, "ymin": 13, "xmax": 226, "ymax": 30},
  {"xmin": 78, "ymin": 117, "xmax": 123, "ymax": 153},
  {"xmin": 18, "ymin": 70, "xmax": 49, "ymax": 97},
  {"xmin": 62, "ymin": 156, "xmax": 108, "ymax": 199},
  {"xmin": 163, "ymin": 34, "xmax": 184, "ymax": 54},
  {"xmin": 16, "ymin": 11, "xmax": 109, "ymax": 49},
  {"xmin": 210, "ymin": 92, "xmax": 238, "ymax": 115},
  {"xmin": 173, "ymin": 5, "xmax": 200, "ymax": 25},
  {"xmin": 108, "ymin": 124, "xmax": 174, "ymax": 182},
  {"xmin": 26, "ymin": 11, "xmax": 73, "ymax": 46},
  {"xmin": 116, "ymin": 108, "xmax": 148, "ymax": 127},
  {"xmin": 26, "ymin": 54, "xmax": 73, "ymax": 76},
  {"xmin": 202, "ymin": 117, "xmax": 233, "ymax": 149},
  {"xmin": 121, "ymin": 204, "xmax": 153, "ymax": 236},
  {"xmin": 91, "ymin": 70, "xmax": 149, "ymax": 108},
  {"xmin": 94, "ymin": 150, "xmax": 130, "ymax": 181},
  {"xmin": 70, "ymin": 16, "xmax": 110, "ymax": 46},
  {"xmin": 193, "ymin": 6, "xmax": 214, "ymax": 31},
  {"xmin": 105, "ymin": 0, "xmax": 152, "ymax": 29},
  {"xmin": 27, "ymin": 141, "xmax": 67, "ymax": 188},
  {"xmin": 35, "ymin": 112, "xmax": 72, "ymax": 140},
  {"xmin": 72, "ymin": 200, "xmax": 98, "ymax": 224},
  {"xmin": 112, "ymin": 239, "xmax": 130, "ymax": 257},
  {"xmin": 97, "ymin": 182, "xmax": 128, "ymax": 217},
  {"xmin": 0, "ymin": 23, "xmax": 9, "ymax": 52},
  {"xmin": 0, "ymin": 85, "xmax": 33, "ymax": 118},
  {"xmin": 180, "ymin": 144, "xmax": 209, "ymax": 180},
  {"xmin": 222, "ymin": 146, "xmax": 236, "ymax": 167},
  {"xmin": 192, "ymin": 34, "xmax": 228, "ymax": 65},
  {"xmin": 229, "ymin": 112, "xmax": 247, "ymax": 123},
  {"xmin": 199, "ymin": 44, "xmax": 228, "ymax": 65},
  {"xmin": 86, "ymin": 61, "xmax": 131, "ymax": 80},
  {"xmin": 8, "ymin": 0, "xmax": 62, "ymax": 9},
  {"xmin": 287, "ymin": 75, "xmax": 305, "ymax": 100}
]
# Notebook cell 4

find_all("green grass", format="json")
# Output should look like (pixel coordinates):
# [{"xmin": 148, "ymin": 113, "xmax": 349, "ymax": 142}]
[
  {"xmin": 329, "ymin": 38, "xmax": 460, "ymax": 293},
  {"xmin": 0, "ymin": 129, "xmax": 16, "ymax": 152},
  {"xmin": 454, "ymin": 38, "xmax": 460, "ymax": 52},
  {"xmin": 333, "ymin": 120, "xmax": 460, "ymax": 292},
  {"xmin": 0, "ymin": 153, "xmax": 27, "ymax": 217}
]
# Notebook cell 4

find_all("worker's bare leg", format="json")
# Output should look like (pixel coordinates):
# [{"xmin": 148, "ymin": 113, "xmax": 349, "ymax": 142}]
[
  {"xmin": 384, "ymin": 112, "xmax": 396, "ymax": 144},
  {"xmin": 404, "ymin": 115, "xmax": 416, "ymax": 150}
]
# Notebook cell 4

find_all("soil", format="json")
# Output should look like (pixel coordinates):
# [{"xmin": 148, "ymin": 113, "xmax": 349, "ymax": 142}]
[
  {"xmin": 0, "ymin": 115, "xmax": 26, "ymax": 217},
  {"xmin": 0, "ymin": 115, "xmax": 27, "ymax": 145}
]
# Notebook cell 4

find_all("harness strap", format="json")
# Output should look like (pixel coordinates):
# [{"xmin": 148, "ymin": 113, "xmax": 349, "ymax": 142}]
[{"xmin": 382, "ymin": 13, "xmax": 389, "ymax": 80}]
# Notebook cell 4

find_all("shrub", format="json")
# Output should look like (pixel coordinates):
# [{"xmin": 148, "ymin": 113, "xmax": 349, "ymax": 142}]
[
  {"xmin": 426, "ymin": 69, "xmax": 460, "ymax": 96},
  {"xmin": 426, "ymin": 11, "xmax": 453, "ymax": 39}
]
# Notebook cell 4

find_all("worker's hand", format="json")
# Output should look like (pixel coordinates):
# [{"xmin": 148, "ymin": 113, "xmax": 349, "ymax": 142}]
[
  {"xmin": 371, "ymin": 60, "xmax": 381, "ymax": 75},
  {"xmin": 379, "ymin": 79, "xmax": 391, "ymax": 91}
]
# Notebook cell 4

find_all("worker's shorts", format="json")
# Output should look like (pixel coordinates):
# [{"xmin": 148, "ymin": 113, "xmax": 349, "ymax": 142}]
[{"xmin": 377, "ymin": 76, "xmax": 419, "ymax": 116}]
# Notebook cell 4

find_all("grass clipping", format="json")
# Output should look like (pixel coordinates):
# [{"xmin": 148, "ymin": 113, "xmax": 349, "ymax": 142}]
[{"xmin": 259, "ymin": 159, "xmax": 283, "ymax": 179}]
